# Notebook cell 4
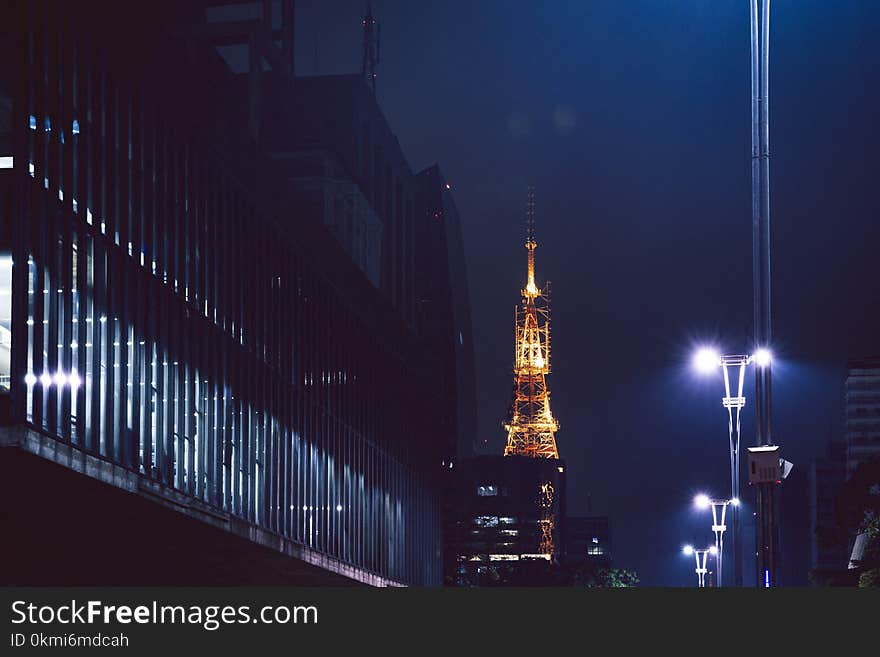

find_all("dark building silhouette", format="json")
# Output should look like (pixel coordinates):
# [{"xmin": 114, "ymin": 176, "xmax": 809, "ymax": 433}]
[
  {"xmin": 0, "ymin": 0, "xmax": 474, "ymax": 586},
  {"xmin": 444, "ymin": 455, "xmax": 566, "ymax": 586},
  {"xmin": 809, "ymin": 439, "xmax": 848, "ymax": 584},
  {"xmin": 564, "ymin": 516, "xmax": 612, "ymax": 571},
  {"xmin": 415, "ymin": 165, "xmax": 477, "ymax": 462}
]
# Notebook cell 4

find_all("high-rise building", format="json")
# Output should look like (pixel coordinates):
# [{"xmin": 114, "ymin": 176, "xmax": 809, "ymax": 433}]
[
  {"xmin": 415, "ymin": 165, "xmax": 477, "ymax": 462},
  {"xmin": 809, "ymin": 439, "xmax": 848, "ymax": 584},
  {"xmin": 0, "ymin": 0, "xmax": 472, "ymax": 587},
  {"xmin": 444, "ymin": 455, "xmax": 567, "ymax": 586},
  {"xmin": 845, "ymin": 357, "xmax": 880, "ymax": 476},
  {"xmin": 565, "ymin": 516, "xmax": 612, "ymax": 570}
]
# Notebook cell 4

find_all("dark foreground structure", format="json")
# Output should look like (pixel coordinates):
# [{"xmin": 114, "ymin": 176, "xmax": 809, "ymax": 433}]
[
  {"xmin": 0, "ymin": 1, "xmax": 475, "ymax": 586},
  {"xmin": 444, "ymin": 455, "xmax": 566, "ymax": 586}
]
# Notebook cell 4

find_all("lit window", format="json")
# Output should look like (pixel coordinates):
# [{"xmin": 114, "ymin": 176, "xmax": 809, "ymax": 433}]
[
  {"xmin": 499, "ymin": 516, "xmax": 516, "ymax": 525},
  {"xmin": 28, "ymin": 115, "xmax": 36, "ymax": 130},
  {"xmin": 474, "ymin": 515, "xmax": 499, "ymax": 527},
  {"xmin": 72, "ymin": 119, "xmax": 80, "ymax": 135},
  {"xmin": 44, "ymin": 117, "xmax": 51, "ymax": 132},
  {"xmin": 592, "ymin": 537, "xmax": 599, "ymax": 544},
  {"xmin": 477, "ymin": 484, "xmax": 498, "ymax": 497}
]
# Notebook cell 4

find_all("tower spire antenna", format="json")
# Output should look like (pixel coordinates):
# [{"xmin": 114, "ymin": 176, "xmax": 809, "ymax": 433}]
[
  {"xmin": 361, "ymin": 2, "xmax": 379, "ymax": 93},
  {"xmin": 525, "ymin": 186, "xmax": 538, "ymax": 298}
]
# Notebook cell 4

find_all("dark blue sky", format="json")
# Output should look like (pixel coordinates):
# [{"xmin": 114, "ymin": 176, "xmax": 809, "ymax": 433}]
[{"xmin": 294, "ymin": 0, "xmax": 880, "ymax": 585}]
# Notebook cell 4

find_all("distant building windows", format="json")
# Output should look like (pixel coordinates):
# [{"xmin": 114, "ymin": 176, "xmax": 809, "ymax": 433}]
[
  {"xmin": 499, "ymin": 516, "xmax": 516, "ymax": 525},
  {"xmin": 28, "ymin": 115, "xmax": 36, "ymax": 130},
  {"xmin": 477, "ymin": 484, "xmax": 498, "ymax": 497},
  {"xmin": 474, "ymin": 515, "xmax": 499, "ymax": 527},
  {"xmin": 72, "ymin": 119, "xmax": 80, "ymax": 135},
  {"xmin": 43, "ymin": 116, "xmax": 51, "ymax": 132}
]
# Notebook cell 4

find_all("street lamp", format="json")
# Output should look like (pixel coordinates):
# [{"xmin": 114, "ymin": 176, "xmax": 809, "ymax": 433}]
[
  {"xmin": 682, "ymin": 544, "xmax": 718, "ymax": 588},
  {"xmin": 692, "ymin": 347, "xmax": 771, "ymax": 586},
  {"xmin": 693, "ymin": 494, "xmax": 738, "ymax": 588}
]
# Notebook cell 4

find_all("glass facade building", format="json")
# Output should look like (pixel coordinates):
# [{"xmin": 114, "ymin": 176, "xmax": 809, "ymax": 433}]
[{"xmin": 0, "ymin": 2, "xmax": 448, "ymax": 586}]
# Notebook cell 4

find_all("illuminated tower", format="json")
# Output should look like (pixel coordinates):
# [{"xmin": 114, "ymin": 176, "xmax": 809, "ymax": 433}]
[{"xmin": 503, "ymin": 189, "xmax": 559, "ymax": 460}]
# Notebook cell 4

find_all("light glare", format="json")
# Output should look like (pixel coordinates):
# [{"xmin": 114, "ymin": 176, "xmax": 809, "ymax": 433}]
[
  {"xmin": 694, "ymin": 493, "xmax": 710, "ymax": 510},
  {"xmin": 753, "ymin": 348, "xmax": 772, "ymax": 367},
  {"xmin": 682, "ymin": 545, "xmax": 694, "ymax": 556},
  {"xmin": 693, "ymin": 347, "xmax": 720, "ymax": 373}
]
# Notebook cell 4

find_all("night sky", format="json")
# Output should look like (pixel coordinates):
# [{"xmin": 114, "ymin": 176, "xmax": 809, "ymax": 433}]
[{"xmin": 293, "ymin": 1, "xmax": 880, "ymax": 585}]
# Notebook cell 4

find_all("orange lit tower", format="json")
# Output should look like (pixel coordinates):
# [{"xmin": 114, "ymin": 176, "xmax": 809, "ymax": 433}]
[{"xmin": 503, "ymin": 189, "xmax": 559, "ymax": 459}]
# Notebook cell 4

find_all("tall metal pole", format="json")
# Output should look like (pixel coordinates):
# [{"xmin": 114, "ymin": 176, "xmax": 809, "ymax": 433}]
[{"xmin": 751, "ymin": 0, "xmax": 777, "ymax": 587}]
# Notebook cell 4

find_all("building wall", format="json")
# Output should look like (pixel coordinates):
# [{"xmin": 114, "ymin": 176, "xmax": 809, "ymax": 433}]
[
  {"xmin": 415, "ymin": 165, "xmax": 477, "ymax": 462},
  {"xmin": 0, "ymin": 2, "xmax": 442, "ymax": 586},
  {"xmin": 261, "ymin": 74, "xmax": 416, "ymax": 327}
]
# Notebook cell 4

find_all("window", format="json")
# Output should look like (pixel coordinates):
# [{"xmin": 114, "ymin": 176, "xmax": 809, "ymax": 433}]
[
  {"xmin": 474, "ymin": 515, "xmax": 499, "ymax": 528},
  {"xmin": 477, "ymin": 484, "xmax": 498, "ymax": 497}
]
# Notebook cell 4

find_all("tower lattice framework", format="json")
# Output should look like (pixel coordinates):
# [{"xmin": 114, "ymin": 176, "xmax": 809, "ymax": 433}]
[{"xmin": 503, "ymin": 189, "xmax": 559, "ymax": 459}]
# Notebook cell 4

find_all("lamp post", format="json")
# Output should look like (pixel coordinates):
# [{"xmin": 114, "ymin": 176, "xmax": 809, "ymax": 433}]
[
  {"xmin": 694, "ymin": 494, "xmax": 739, "ymax": 587},
  {"xmin": 694, "ymin": 348, "xmax": 767, "ymax": 586},
  {"xmin": 682, "ymin": 544, "xmax": 718, "ymax": 588}
]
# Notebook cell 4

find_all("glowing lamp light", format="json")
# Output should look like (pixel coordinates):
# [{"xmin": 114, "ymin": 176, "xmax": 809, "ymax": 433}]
[
  {"xmin": 753, "ymin": 348, "xmax": 772, "ymax": 368},
  {"xmin": 39, "ymin": 372, "xmax": 52, "ymax": 387},
  {"xmin": 68, "ymin": 371, "xmax": 82, "ymax": 388},
  {"xmin": 694, "ymin": 494, "xmax": 710, "ymax": 510},
  {"xmin": 53, "ymin": 371, "xmax": 67, "ymax": 386},
  {"xmin": 24, "ymin": 372, "xmax": 37, "ymax": 386},
  {"xmin": 730, "ymin": 497, "xmax": 741, "ymax": 507},
  {"xmin": 693, "ymin": 347, "xmax": 720, "ymax": 374},
  {"xmin": 682, "ymin": 545, "xmax": 694, "ymax": 556},
  {"xmin": 709, "ymin": 545, "xmax": 719, "ymax": 556}
]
